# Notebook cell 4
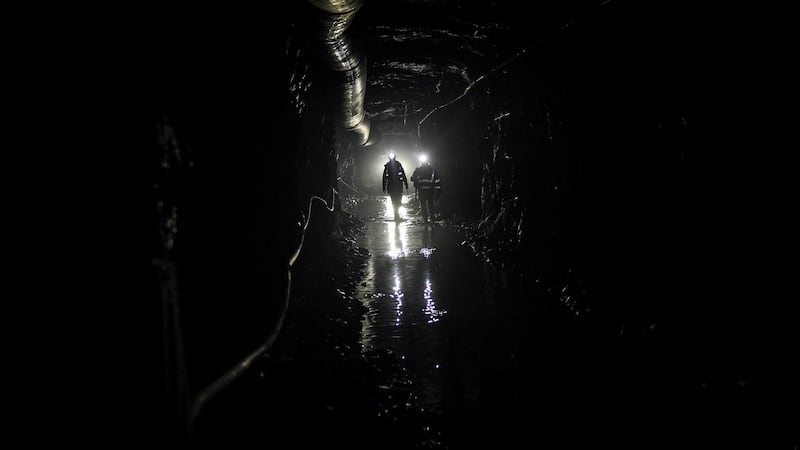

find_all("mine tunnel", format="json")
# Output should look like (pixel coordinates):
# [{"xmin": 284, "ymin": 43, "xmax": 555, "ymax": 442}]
[{"xmin": 108, "ymin": 0, "xmax": 798, "ymax": 447}]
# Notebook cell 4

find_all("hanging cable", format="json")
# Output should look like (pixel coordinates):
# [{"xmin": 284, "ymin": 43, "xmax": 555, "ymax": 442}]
[{"xmin": 191, "ymin": 188, "xmax": 338, "ymax": 424}]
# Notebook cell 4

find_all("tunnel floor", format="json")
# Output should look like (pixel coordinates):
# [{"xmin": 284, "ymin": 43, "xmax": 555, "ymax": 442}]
[
  {"xmin": 193, "ymin": 196, "xmax": 783, "ymax": 448},
  {"xmin": 353, "ymin": 195, "xmax": 581, "ymax": 416}
]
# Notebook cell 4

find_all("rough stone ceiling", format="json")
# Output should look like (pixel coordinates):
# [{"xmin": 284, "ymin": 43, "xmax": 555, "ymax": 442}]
[{"xmin": 356, "ymin": 0, "xmax": 603, "ymax": 136}]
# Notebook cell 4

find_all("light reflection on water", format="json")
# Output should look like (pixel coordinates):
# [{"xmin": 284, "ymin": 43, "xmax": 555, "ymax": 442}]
[
  {"xmin": 386, "ymin": 221, "xmax": 409, "ymax": 259},
  {"xmin": 351, "ymin": 196, "xmax": 584, "ymax": 449},
  {"xmin": 423, "ymin": 277, "xmax": 447, "ymax": 323},
  {"xmin": 394, "ymin": 274, "xmax": 403, "ymax": 326},
  {"xmin": 357, "ymin": 195, "xmax": 463, "ymax": 424},
  {"xmin": 358, "ymin": 197, "xmax": 445, "ymax": 351}
]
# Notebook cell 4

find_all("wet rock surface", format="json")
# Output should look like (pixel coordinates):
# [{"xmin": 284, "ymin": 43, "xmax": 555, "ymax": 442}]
[{"xmin": 193, "ymin": 196, "xmax": 800, "ymax": 448}]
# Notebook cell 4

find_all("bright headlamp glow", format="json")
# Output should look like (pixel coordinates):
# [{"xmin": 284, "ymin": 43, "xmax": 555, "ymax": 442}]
[
  {"xmin": 418, "ymin": 154, "xmax": 428, "ymax": 164},
  {"xmin": 388, "ymin": 152, "xmax": 396, "ymax": 160}
]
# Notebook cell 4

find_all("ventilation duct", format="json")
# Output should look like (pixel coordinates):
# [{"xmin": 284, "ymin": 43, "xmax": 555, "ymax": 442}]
[{"xmin": 307, "ymin": 0, "xmax": 374, "ymax": 145}]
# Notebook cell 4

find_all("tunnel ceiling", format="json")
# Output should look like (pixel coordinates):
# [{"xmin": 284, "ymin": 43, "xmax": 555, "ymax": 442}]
[{"xmin": 355, "ymin": 0, "xmax": 602, "ymax": 138}]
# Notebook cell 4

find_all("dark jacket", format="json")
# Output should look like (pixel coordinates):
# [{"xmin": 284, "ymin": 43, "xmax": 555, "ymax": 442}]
[
  {"xmin": 410, "ymin": 164, "xmax": 441, "ymax": 194},
  {"xmin": 383, "ymin": 160, "xmax": 408, "ymax": 194}
]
